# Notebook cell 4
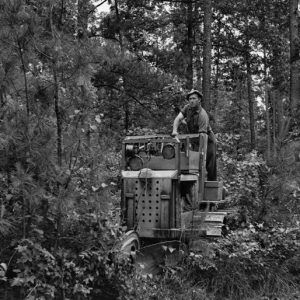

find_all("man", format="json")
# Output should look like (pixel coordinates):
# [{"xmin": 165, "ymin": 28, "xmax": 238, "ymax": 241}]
[{"xmin": 171, "ymin": 89, "xmax": 217, "ymax": 181}]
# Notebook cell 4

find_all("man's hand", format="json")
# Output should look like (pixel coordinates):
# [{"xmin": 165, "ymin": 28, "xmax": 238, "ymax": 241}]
[{"xmin": 171, "ymin": 131, "xmax": 180, "ymax": 142}]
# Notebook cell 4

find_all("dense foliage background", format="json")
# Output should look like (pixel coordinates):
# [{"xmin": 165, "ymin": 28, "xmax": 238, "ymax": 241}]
[{"xmin": 0, "ymin": 0, "xmax": 299, "ymax": 299}]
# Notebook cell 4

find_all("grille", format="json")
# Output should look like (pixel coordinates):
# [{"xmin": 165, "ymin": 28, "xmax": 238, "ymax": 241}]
[{"xmin": 134, "ymin": 178, "xmax": 161, "ymax": 228}]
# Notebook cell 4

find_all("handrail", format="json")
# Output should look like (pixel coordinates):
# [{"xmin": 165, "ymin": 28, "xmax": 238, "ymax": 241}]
[{"xmin": 124, "ymin": 133, "xmax": 208, "ymax": 142}]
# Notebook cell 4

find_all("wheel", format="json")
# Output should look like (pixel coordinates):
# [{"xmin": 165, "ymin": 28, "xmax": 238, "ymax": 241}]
[{"xmin": 120, "ymin": 230, "xmax": 140, "ymax": 261}]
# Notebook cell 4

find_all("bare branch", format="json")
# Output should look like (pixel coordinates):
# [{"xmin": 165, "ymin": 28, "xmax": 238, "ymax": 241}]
[{"xmin": 88, "ymin": 0, "xmax": 108, "ymax": 15}]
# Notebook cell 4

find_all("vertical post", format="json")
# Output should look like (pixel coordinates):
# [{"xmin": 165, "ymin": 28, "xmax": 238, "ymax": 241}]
[
  {"xmin": 121, "ymin": 142, "xmax": 126, "ymax": 170},
  {"xmin": 176, "ymin": 138, "xmax": 181, "ymax": 175},
  {"xmin": 175, "ymin": 138, "xmax": 181, "ymax": 228},
  {"xmin": 186, "ymin": 136, "xmax": 190, "ymax": 158},
  {"xmin": 161, "ymin": 196, "xmax": 170, "ymax": 229},
  {"xmin": 198, "ymin": 133, "xmax": 207, "ymax": 203},
  {"xmin": 126, "ymin": 196, "xmax": 134, "ymax": 229}
]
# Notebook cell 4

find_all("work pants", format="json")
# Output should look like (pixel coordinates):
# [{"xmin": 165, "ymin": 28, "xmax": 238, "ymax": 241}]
[
  {"xmin": 190, "ymin": 132, "xmax": 217, "ymax": 181},
  {"xmin": 206, "ymin": 131, "xmax": 217, "ymax": 181}
]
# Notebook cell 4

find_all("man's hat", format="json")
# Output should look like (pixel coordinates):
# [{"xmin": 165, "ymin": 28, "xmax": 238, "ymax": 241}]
[{"xmin": 186, "ymin": 89, "xmax": 203, "ymax": 99}]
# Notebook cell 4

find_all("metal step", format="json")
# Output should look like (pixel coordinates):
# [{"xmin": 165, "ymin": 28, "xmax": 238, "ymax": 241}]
[
  {"xmin": 192, "ymin": 213, "xmax": 225, "ymax": 223},
  {"xmin": 206, "ymin": 226, "xmax": 223, "ymax": 237},
  {"xmin": 200, "ymin": 199, "xmax": 228, "ymax": 204},
  {"xmin": 187, "ymin": 223, "xmax": 223, "ymax": 237},
  {"xmin": 216, "ymin": 209, "xmax": 238, "ymax": 214}
]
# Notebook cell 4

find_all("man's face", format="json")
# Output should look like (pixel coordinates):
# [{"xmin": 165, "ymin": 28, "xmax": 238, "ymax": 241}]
[{"xmin": 188, "ymin": 94, "xmax": 200, "ymax": 108}]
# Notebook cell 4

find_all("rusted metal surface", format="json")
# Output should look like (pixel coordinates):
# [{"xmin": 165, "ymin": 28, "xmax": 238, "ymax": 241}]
[
  {"xmin": 204, "ymin": 181, "xmax": 223, "ymax": 201},
  {"xmin": 180, "ymin": 174, "xmax": 198, "ymax": 181},
  {"xmin": 123, "ymin": 174, "xmax": 178, "ymax": 235},
  {"xmin": 121, "ymin": 133, "xmax": 229, "ymax": 241},
  {"xmin": 122, "ymin": 169, "xmax": 178, "ymax": 179}
]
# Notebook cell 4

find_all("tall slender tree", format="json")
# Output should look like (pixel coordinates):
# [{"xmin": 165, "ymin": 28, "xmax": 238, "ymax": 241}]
[
  {"xmin": 245, "ymin": 41, "xmax": 256, "ymax": 150},
  {"xmin": 186, "ymin": 0, "xmax": 194, "ymax": 89},
  {"xmin": 202, "ymin": 0, "xmax": 212, "ymax": 110},
  {"xmin": 289, "ymin": 0, "xmax": 300, "ymax": 123}
]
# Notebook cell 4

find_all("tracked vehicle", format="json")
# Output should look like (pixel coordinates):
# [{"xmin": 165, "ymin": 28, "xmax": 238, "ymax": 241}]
[{"xmin": 120, "ymin": 133, "xmax": 228, "ymax": 254}]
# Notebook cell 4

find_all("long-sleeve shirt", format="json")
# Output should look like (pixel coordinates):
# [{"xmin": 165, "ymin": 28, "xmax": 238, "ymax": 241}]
[{"xmin": 181, "ymin": 103, "xmax": 211, "ymax": 134}]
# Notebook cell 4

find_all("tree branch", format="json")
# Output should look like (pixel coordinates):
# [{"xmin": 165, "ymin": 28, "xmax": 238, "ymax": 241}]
[
  {"xmin": 94, "ymin": 84, "xmax": 162, "ymax": 122},
  {"xmin": 88, "ymin": 0, "xmax": 108, "ymax": 15}
]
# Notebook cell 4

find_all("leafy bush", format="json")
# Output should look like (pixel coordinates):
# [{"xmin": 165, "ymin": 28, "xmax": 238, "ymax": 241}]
[
  {"xmin": 9, "ymin": 239, "xmax": 127, "ymax": 299},
  {"xmin": 157, "ymin": 225, "xmax": 300, "ymax": 300},
  {"xmin": 218, "ymin": 146, "xmax": 269, "ymax": 225},
  {"xmin": 0, "ymin": 133, "xmax": 127, "ymax": 299}
]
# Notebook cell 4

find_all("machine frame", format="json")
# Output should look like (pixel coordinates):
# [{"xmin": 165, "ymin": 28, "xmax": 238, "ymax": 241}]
[{"xmin": 121, "ymin": 133, "xmax": 225, "ymax": 242}]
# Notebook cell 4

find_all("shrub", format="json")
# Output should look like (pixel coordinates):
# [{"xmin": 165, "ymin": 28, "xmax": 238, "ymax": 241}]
[{"xmin": 171, "ymin": 226, "xmax": 300, "ymax": 300}]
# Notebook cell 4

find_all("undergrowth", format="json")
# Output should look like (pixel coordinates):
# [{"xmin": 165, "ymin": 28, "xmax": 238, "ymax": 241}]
[{"xmin": 0, "ymin": 134, "xmax": 299, "ymax": 299}]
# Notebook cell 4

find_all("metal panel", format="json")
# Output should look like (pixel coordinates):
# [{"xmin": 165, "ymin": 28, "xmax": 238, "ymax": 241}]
[
  {"xmin": 188, "ymin": 150, "xmax": 200, "ymax": 171},
  {"xmin": 193, "ymin": 214, "xmax": 225, "ymax": 223},
  {"xmin": 122, "ymin": 170, "xmax": 178, "ymax": 179},
  {"xmin": 175, "ymin": 179, "xmax": 181, "ymax": 229},
  {"xmin": 127, "ymin": 198, "xmax": 134, "ymax": 228},
  {"xmin": 204, "ymin": 181, "xmax": 223, "ymax": 201},
  {"xmin": 123, "ymin": 179, "xmax": 137, "ymax": 229},
  {"xmin": 206, "ymin": 226, "xmax": 222, "ymax": 237},
  {"xmin": 180, "ymin": 152, "xmax": 189, "ymax": 171},
  {"xmin": 123, "ymin": 175, "xmax": 175, "ymax": 237},
  {"xmin": 180, "ymin": 174, "xmax": 198, "ymax": 181},
  {"xmin": 135, "ymin": 178, "xmax": 162, "ymax": 230},
  {"xmin": 205, "ymin": 181, "xmax": 222, "ymax": 187},
  {"xmin": 160, "ymin": 178, "xmax": 172, "ymax": 229},
  {"xmin": 161, "ymin": 198, "xmax": 169, "ymax": 229},
  {"xmin": 171, "ymin": 180, "xmax": 177, "ymax": 228},
  {"xmin": 144, "ymin": 157, "xmax": 177, "ymax": 170}
]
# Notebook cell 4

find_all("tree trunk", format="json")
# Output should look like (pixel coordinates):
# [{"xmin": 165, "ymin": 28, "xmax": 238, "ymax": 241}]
[
  {"xmin": 272, "ymin": 91, "xmax": 277, "ymax": 158},
  {"xmin": 235, "ymin": 77, "xmax": 243, "ymax": 158},
  {"xmin": 289, "ymin": 0, "xmax": 300, "ymax": 120},
  {"xmin": 186, "ymin": 0, "xmax": 193, "ymax": 89},
  {"xmin": 114, "ymin": 0, "xmax": 129, "ymax": 131},
  {"xmin": 49, "ymin": 2, "xmax": 62, "ymax": 167},
  {"xmin": 202, "ymin": 0, "xmax": 212, "ymax": 110},
  {"xmin": 277, "ymin": 89, "xmax": 291, "ymax": 146},
  {"xmin": 18, "ymin": 41, "xmax": 30, "ymax": 119},
  {"xmin": 263, "ymin": 49, "xmax": 271, "ymax": 161},
  {"xmin": 77, "ymin": 0, "xmax": 89, "ymax": 39},
  {"xmin": 59, "ymin": 0, "xmax": 65, "ymax": 30},
  {"xmin": 245, "ymin": 35, "xmax": 256, "ymax": 150},
  {"xmin": 246, "ymin": 62, "xmax": 256, "ymax": 150},
  {"xmin": 195, "ymin": 44, "xmax": 202, "ymax": 89},
  {"xmin": 276, "ymin": 90, "xmax": 284, "ymax": 139},
  {"xmin": 115, "ymin": 0, "xmax": 123, "ymax": 48},
  {"xmin": 211, "ymin": 18, "xmax": 222, "ymax": 127},
  {"xmin": 194, "ymin": 1, "xmax": 201, "ymax": 89},
  {"xmin": 49, "ymin": 5, "xmax": 64, "ymax": 282},
  {"xmin": 265, "ymin": 89, "xmax": 271, "ymax": 161},
  {"xmin": 124, "ymin": 100, "xmax": 130, "ymax": 132},
  {"xmin": 53, "ymin": 64, "xmax": 62, "ymax": 167}
]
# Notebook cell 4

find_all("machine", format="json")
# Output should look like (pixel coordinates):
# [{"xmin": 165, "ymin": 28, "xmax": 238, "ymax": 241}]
[{"xmin": 120, "ymin": 133, "xmax": 228, "ymax": 256}]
